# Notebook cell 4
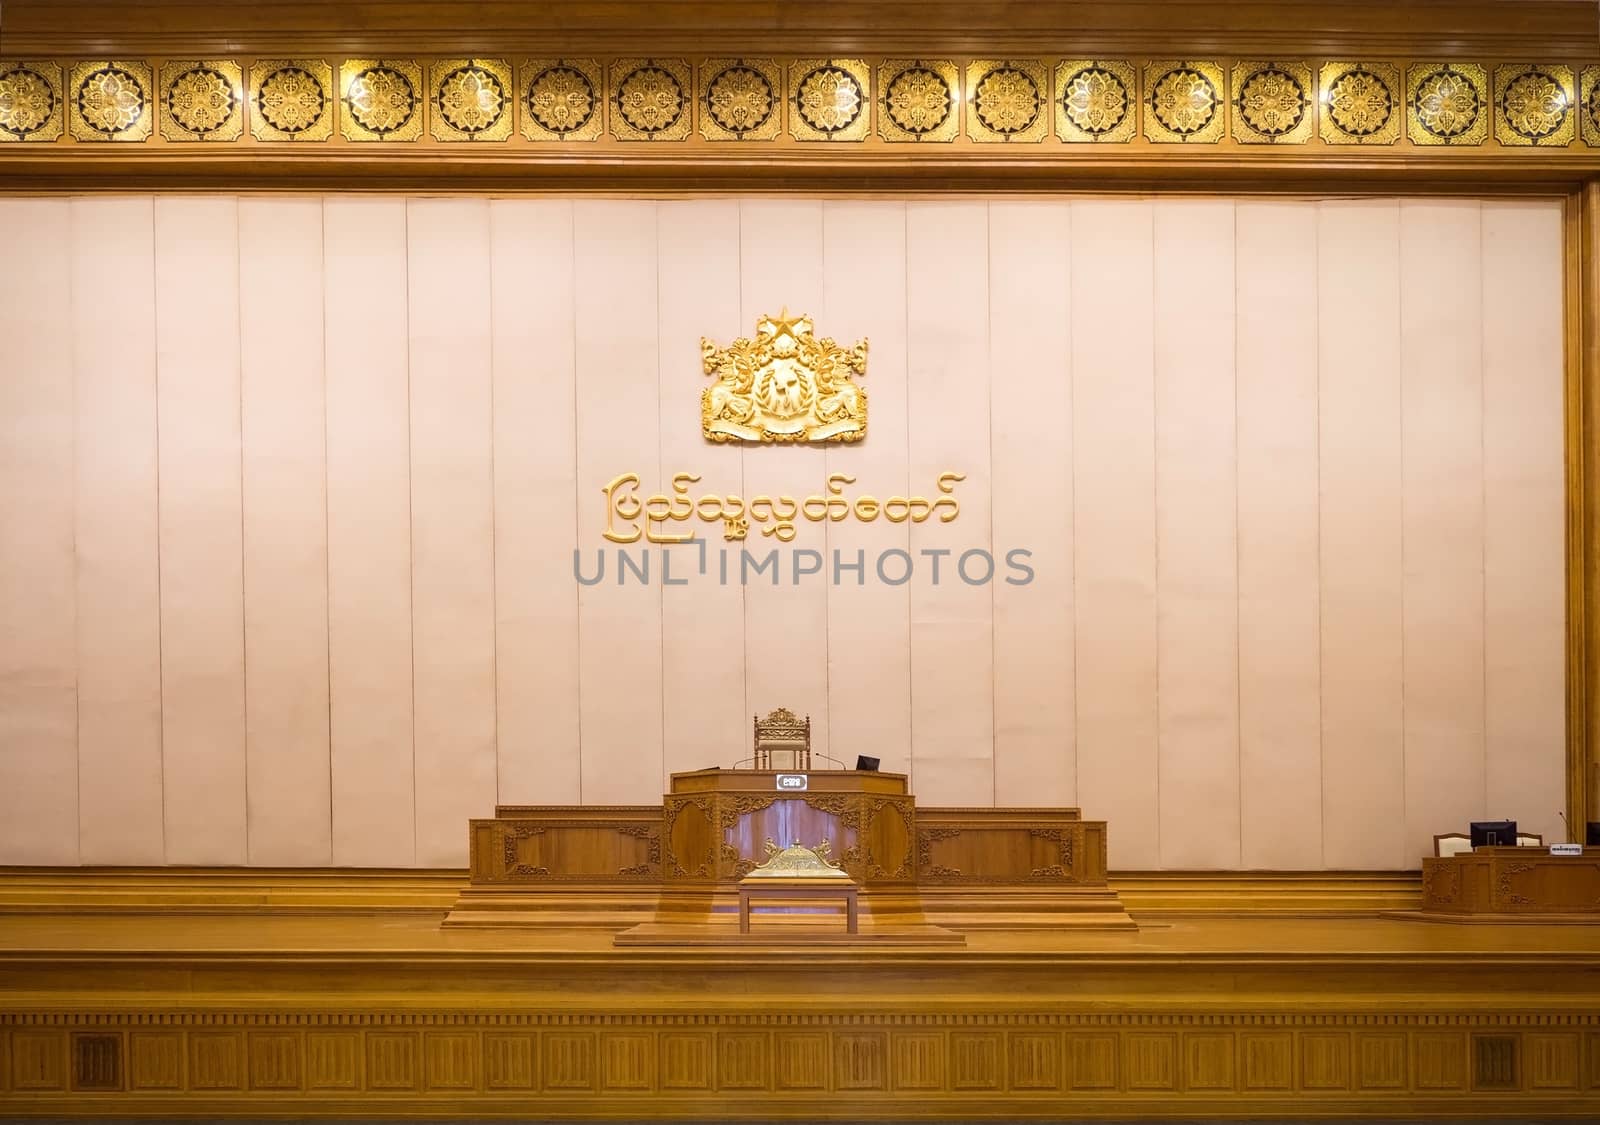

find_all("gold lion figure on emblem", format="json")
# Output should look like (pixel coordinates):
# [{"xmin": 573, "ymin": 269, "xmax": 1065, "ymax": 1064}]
[{"xmin": 701, "ymin": 310, "xmax": 868, "ymax": 443}]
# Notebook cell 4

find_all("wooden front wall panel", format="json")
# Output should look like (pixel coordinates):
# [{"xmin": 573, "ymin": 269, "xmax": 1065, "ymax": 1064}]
[{"xmin": 5, "ymin": 1018, "xmax": 1599, "ymax": 1109}]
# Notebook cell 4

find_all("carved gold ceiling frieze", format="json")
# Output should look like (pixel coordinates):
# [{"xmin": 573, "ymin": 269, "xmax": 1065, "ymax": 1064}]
[{"xmin": 3, "ymin": 49, "xmax": 1599, "ymax": 182}]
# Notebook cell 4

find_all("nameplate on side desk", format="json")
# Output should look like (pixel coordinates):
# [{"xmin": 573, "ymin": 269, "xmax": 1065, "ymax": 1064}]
[
  {"xmin": 775, "ymin": 774, "xmax": 808, "ymax": 791},
  {"xmin": 1551, "ymin": 843, "xmax": 1583, "ymax": 856}
]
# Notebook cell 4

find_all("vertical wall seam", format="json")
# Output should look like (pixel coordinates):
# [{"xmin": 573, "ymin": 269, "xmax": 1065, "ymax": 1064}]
[
  {"xmin": 66, "ymin": 200, "xmax": 82, "ymax": 864},
  {"xmin": 319, "ymin": 199, "xmax": 335, "ymax": 864},
  {"xmin": 1231, "ymin": 201, "xmax": 1244, "ymax": 869},
  {"xmin": 235, "ymin": 197, "xmax": 252, "ymax": 865},
  {"xmin": 487, "ymin": 201, "xmax": 502, "ymax": 810},
  {"xmin": 151, "ymin": 197, "xmax": 169, "ymax": 864},
  {"xmin": 570, "ymin": 202, "xmax": 584, "ymax": 803},
  {"xmin": 1397, "ymin": 200, "xmax": 1409, "ymax": 868},
  {"xmin": 1479, "ymin": 201, "xmax": 1490, "ymax": 818},
  {"xmin": 1313, "ymin": 202, "xmax": 1326, "ymax": 869},
  {"xmin": 904, "ymin": 203, "xmax": 915, "ymax": 788},
  {"xmin": 1067, "ymin": 201, "xmax": 1080, "ymax": 808},
  {"xmin": 655, "ymin": 201, "xmax": 668, "ymax": 793},
  {"xmin": 986, "ymin": 202, "xmax": 998, "ymax": 803},
  {"xmin": 1150, "ymin": 200, "xmax": 1162, "ymax": 868},
  {"xmin": 403, "ymin": 199, "xmax": 419, "ymax": 864}
]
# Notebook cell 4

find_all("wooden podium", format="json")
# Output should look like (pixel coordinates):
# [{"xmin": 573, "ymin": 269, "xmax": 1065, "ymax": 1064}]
[
  {"xmin": 445, "ymin": 768, "xmax": 1134, "ymax": 934},
  {"xmin": 1407, "ymin": 845, "xmax": 1600, "ymax": 923}
]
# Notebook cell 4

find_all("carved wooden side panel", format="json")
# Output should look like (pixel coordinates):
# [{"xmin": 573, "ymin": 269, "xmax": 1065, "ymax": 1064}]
[{"xmin": 475, "ymin": 812, "xmax": 664, "ymax": 883}]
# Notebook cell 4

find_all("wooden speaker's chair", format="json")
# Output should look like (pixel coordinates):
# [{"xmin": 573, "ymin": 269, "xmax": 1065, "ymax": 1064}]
[
  {"xmin": 752, "ymin": 707, "xmax": 811, "ymax": 771},
  {"xmin": 1433, "ymin": 832, "xmax": 1472, "ymax": 858},
  {"xmin": 1517, "ymin": 832, "xmax": 1544, "ymax": 847}
]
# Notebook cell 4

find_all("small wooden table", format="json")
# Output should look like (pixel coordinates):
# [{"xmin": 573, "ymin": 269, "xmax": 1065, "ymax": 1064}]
[{"xmin": 738, "ymin": 877, "xmax": 859, "ymax": 934}]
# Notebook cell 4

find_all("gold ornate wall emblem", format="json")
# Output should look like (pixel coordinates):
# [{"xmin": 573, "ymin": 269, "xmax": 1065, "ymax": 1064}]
[
  {"xmin": 1231, "ymin": 61, "xmax": 1312, "ymax": 144},
  {"xmin": 701, "ymin": 311, "xmax": 868, "ymax": 444},
  {"xmin": 879, "ymin": 59, "xmax": 959, "ymax": 141},
  {"xmin": 0, "ymin": 61, "xmax": 63, "ymax": 142},
  {"xmin": 159, "ymin": 60, "xmax": 242, "ymax": 141},
  {"xmin": 1494, "ymin": 64, "xmax": 1574, "ymax": 147},
  {"xmin": 1145, "ymin": 60, "xmax": 1225, "ymax": 142},
  {"xmin": 610, "ymin": 58, "xmax": 691, "ymax": 140},
  {"xmin": 790, "ymin": 58, "xmax": 870, "ymax": 141},
  {"xmin": 520, "ymin": 58, "xmax": 602, "ymax": 141},
  {"xmin": 69, "ymin": 60, "xmax": 152, "ymax": 141},
  {"xmin": 1582, "ymin": 66, "xmax": 1600, "ymax": 148},
  {"xmin": 1055, "ymin": 59, "xmax": 1136, "ymax": 142},
  {"xmin": 966, "ymin": 60, "xmax": 1047, "ymax": 143},
  {"xmin": 430, "ymin": 58, "xmax": 513, "ymax": 141},
  {"xmin": 1318, "ymin": 62, "xmax": 1399, "ymax": 144},
  {"xmin": 250, "ymin": 59, "xmax": 333, "ymax": 141},
  {"xmin": 700, "ymin": 58, "xmax": 781, "ymax": 140},
  {"xmin": 340, "ymin": 58, "xmax": 423, "ymax": 141},
  {"xmin": 1407, "ymin": 62, "xmax": 1487, "ymax": 145}
]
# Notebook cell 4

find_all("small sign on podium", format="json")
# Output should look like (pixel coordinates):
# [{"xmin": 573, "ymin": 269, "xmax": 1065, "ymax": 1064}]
[
  {"xmin": 775, "ymin": 773, "xmax": 808, "ymax": 792},
  {"xmin": 1550, "ymin": 843, "xmax": 1583, "ymax": 856}
]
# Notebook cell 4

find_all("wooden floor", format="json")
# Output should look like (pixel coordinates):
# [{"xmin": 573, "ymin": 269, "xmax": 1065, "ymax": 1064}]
[{"xmin": 2, "ymin": 880, "xmax": 1599, "ymax": 1117}]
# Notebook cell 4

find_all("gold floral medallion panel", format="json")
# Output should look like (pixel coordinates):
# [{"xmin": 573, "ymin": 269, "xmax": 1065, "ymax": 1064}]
[
  {"xmin": 1054, "ymin": 59, "xmax": 1137, "ymax": 143},
  {"xmin": 965, "ymin": 59, "xmax": 1048, "ymax": 143},
  {"xmin": 340, "ymin": 58, "xmax": 423, "ymax": 141},
  {"xmin": 1144, "ymin": 59, "xmax": 1225, "ymax": 143},
  {"xmin": 1407, "ymin": 62, "xmax": 1488, "ymax": 146},
  {"xmin": 789, "ymin": 58, "xmax": 870, "ymax": 141},
  {"xmin": 701, "ymin": 311, "xmax": 868, "ymax": 444},
  {"xmin": 249, "ymin": 59, "xmax": 333, "ymax": 141},
  {"xmin": 520, "ymin": 58, "xmax": 603, "ymax": 142},
  {"xmin": 0, "ymin": 60, "xmax": 63, "ymax": 142},
  {"xmin": 609, "ymin": 57, "xmax": 691, "ymax": 141},
  {"xmin": 68, "ymin": 59, "xmax": 153, "ymax": 142},
  {"xmin": 878, "ymin": 58, "xmax": 959, "ymax": 142},
  {"xmin": 1230, "ymin": 60, "xmax": 1312, "ymax": 144},
  {"xmin": 1493, "ymin": 64, "xmax": 1574, "ymax": 147},
  {"xmin": 158, "ymin": 59, "xmax": 243, "ymax": 141},
  {"xmin": 1583, "ymin": 66, "xmax": 1600, "ymax": 149},
  {"xmin": 1318, "ymin": 61, "xmax": 1400, "ymax": 145},
  {"xmin": 430, "ymin": 57, "xmax": 514, "ymax": 141},
  {"xmin": 699, "ymin": 57, "xmax": 782, "ymax": 141}
]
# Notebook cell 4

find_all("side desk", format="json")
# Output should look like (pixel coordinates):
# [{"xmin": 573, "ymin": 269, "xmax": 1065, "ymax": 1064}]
[{"xmin": 1419, "ymin": 845, "xmax": 1600, "ymax": 922}]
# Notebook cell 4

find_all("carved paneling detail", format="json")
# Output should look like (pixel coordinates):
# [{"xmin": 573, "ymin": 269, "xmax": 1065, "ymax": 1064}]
[
  {"xmin": 1495, "ymin": 861, "xmax": 1537, "ymax": 906},
  {"xmin": 7, "ymin": 1012, "xmax": 1600, "ymax": 1108}
]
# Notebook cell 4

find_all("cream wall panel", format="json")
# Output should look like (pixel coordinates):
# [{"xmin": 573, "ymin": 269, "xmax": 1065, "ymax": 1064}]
[
  {"xmin": 988, "ymin": 201, "xmax": 1074, "ymax": 807},
  {"xmin": 153, "ymin": 197, "xmax": 248, "ymax": 865},
  {"xmin": 822, "ymin": 202, "xmax": 912, "ymax": 776},
  {"xmin": 574, "ymin": 201, "xmax": 664, "ymax": 802},
  {"xmin": 738, "ymin": 200, "xmax": 832, "ymax": 763},
  {"xmin": 1235, "ymin": 202, "xmax": 1323, "ymax": 870},
  {"xmin": 1482, "ymin": 201, "xmax": 1566, "ymax": 847},
  {"xmin": 0, "ymin": 199, "xmax": 78, "ymax": 864},
  {"xmin": 1318, "ymin": 200, "xmax": 1406, "ymax": 869},
  {"xmin": 407, "ymin": 199, "xmax": 500, "ymax": 865},
  {"xmin": 1400, "ymin": 201, "xmax": 1487, "ymax": 862},
  {"xmin": 0, "ymin": 193, "xmax": 1572, "ymax": 870},
  {"xmin": 905, "ymin": 202, "xmax": 995, "ymax": 804},
  {"xmin": 490, "ymin": 200, "xmax": 582, "ymax": 805},
  {"xmin": 1071, "ymin": 200, "xmax": 1159, "ymax": 868},
  {"xmin": 658, "ymin": 200, "xmax": 745, "ymax": 782},
  {"xmin": 238, "ymin": 198, "xmax": 332, "ymax": 865},
  {"xmin": 1154, "ymin": 200, "xmax": 1240, "ymax": 869},
  {"xmin": 70, "ymin": 198, "xmax": 164, "ymax": 864},
  {"xmin": 324, "ymin": 198, "xmax": 416, "ymax": 866}
]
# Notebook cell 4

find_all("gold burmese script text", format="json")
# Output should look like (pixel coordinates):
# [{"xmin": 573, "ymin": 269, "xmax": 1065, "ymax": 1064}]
[{"xmin": 601, "ymin": 472, "xmax": 966, "ymax": 543}]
